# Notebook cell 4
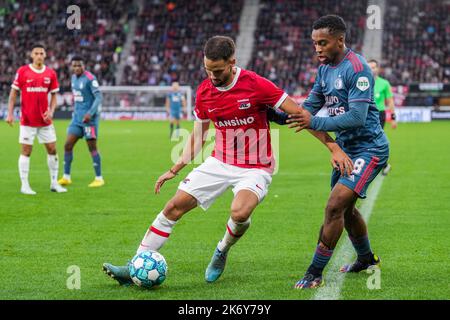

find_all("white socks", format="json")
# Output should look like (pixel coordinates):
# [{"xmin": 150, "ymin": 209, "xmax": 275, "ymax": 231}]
[
  {"xmin": 137, "ymin": 211, "xmax": 177, "ymax": 254},
  {"xmin": 19, "ymin": 154, "xmax": 62, "ymax": 192},
  {"xmin": 136, "ymin": 214, "xmax": 250, "ymax": 255},
  {"xmin": 47, "ymin": 154, "xmax": 59, "ymax": 186},
  {"xmin": 18, "ymin": 155, "xmax": 31, "ymax": 188},
  {"xmin": 217, "ymin": 217, "xmax": 251, "ymax": 253}
]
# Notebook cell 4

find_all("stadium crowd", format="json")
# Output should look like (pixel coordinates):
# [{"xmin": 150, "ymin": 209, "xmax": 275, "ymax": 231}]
[
  {"xmin": 0, "ymin": 0, "xmax": 133, "ymax": 101},
  {"xmin": 382, "ymin": 0, "xmax": 450, "ymax": 85},
  {"xmin": 247, "ymin": 0, "xmax": 368, "ymax": 95},
  {"xmin": 121, "ymin": 0, "xmax": 243, "ymax": 88},
  {"xmin": 0, "ymin": 0, "xmax": 448, "ymax": 106}
]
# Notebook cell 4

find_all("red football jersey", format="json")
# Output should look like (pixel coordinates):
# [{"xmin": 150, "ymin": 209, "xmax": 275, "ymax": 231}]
[
  {"xmin": 194, "ymin": 67, "xmax": 288, "ymax": 174},
  {"xmin": 11, "ymin": 64, "xmax": 59, "ymax": 127}
]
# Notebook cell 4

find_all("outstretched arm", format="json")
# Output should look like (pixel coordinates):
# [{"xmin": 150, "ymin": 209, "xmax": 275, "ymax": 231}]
[
  {"xmin": 280, "ymin": 97, "xmax": 353, "ymax": 175},
  {"xmin": 154, "ymin": 120, "xmax": 210, "ymax": 193},
  {"xmin": 267, "ymin": 108, "xmax": 289, "ymax": 125},
  {"xmin": 287, "ymin": 101, "xmax": 369, "ymax": 132}
]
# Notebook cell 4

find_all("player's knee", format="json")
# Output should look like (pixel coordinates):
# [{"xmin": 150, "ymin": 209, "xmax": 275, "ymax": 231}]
[
  {"xmin": 230, "ymin": 205, "xmax": 252, "ymax": 223},
  {"xmin": 87, "ymin": 141, "xmax": 97, "ymax": 153},
  {"xmin": 64, "ymin": 142, "xmax": 74, "ymax": 152},
  {"xmin": 46, "ymin": 145, "xmax": 57, "ymax": 155},
  {"xmin": 163, "ymin": 199, "xmax": 187, "ymax": 221},
  {"xmin": 163, "ymin": 201, "xmax": 178, "ymax": 219},
  {"xmin": 21, "ymin": 148, "xmax": 32, "ymax": 157},
  {"xmin": 325, "ymin": 201, "xmax": 345, "ymax": 223},
  {"xmin": 344, "ymin": 207, "xmax": 358, "ymax": 220}
]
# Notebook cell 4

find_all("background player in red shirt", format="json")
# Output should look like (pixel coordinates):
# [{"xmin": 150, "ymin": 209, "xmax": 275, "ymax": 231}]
[
  {"xmin": 103, "ymin": 36, "xmax": 353, "ymax": 286},
  {"xmin": 6, "ymin": 44, "xmax": 67, "ymax": 195}
]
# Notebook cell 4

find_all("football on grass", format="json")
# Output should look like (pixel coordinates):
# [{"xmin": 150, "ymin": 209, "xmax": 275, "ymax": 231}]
[{"xmin": 128, "ymin": 250, "xmax": 168, "ymax": 288}]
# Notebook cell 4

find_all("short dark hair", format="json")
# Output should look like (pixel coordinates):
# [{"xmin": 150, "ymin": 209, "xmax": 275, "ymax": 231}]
[
  {"xmin": 31, "ymin": 43, "xmax": 45, "ymax": 51},
  {"xmin": 71, "ymin": 56, "xmax": 84, "ymax": 63},
  {"xmin": 312, "ymin": 15, "xmax": 347, "ymax": 37},
  {"xmin": 204, "ymin": 36, "xmax": 235, "ymax": 61},
  {"xmin": 368, "ymin": 59, "xmax": 379, "ymax": 66}
]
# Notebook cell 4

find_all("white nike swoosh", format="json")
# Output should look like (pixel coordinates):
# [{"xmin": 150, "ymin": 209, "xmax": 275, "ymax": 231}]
[
  {"xmin": 26, "ymin": 80, "xmax": 33, "ymax": 83},
  {"xmin": 208, "ymin": 108, "xmax": 219, "ymax": 112}
]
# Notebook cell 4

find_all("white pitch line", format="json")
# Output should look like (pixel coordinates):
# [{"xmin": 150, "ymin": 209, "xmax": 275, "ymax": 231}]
[{"xmin": 312, "ymin": 175, "xmax": 385, "ymax": 300}]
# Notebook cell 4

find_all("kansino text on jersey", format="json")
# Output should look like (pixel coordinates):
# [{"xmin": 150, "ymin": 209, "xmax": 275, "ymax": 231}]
[
  {"xmin": 26, "ymin": 87, "xmax": 48, "ymax": 92},
  {"xmin": 214, "ymin": 116, "xmax": 255, "ymax": 127}
]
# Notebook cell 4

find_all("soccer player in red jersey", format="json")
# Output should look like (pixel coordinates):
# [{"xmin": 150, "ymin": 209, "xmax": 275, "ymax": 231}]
[
  {"xmin": 6, "ymin": 44, "xmax": 67, "ymax": 195},
  {"xmin": 103, "ymin": 36, "xmax": 353, "ymax": 285}
]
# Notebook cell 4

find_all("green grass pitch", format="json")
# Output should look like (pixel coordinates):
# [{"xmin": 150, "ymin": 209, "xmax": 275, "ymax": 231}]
[{"xmin": 0, "ymin": 120, "xmax": 449, "ymax": 300}]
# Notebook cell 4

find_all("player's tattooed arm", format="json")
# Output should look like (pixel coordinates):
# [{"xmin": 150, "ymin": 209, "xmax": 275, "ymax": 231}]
[{"xmin": 155, "ymin": 120, "xmax": 210, "ymax": 194}]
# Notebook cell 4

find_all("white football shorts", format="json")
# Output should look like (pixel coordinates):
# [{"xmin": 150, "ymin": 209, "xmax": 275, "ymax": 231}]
[
  {"xmin": 178, "ymin": 156, "xmax": 272, "ymax": 210},
  {"xmin": 19, "ymin": 124, "xmax": 57, "ymax": 145}
]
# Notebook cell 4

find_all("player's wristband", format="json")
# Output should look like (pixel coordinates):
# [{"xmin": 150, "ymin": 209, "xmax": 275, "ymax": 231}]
[
  {"xmin": 391, "ymin": 113, "xmax": 396, "ymax": 120},
  {"xmin": 169, "ymin": 169, "xmax": 178, "ymax": 176}
]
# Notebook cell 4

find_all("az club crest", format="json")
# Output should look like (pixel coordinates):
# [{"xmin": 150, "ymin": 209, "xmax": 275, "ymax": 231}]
[
  {"xmin": 239, "ymin": 102, "xmax": 251, "ymax": 110},
  {"xmin": 237, "ymin": 99, "xmax": 251, "ymax": 110}
]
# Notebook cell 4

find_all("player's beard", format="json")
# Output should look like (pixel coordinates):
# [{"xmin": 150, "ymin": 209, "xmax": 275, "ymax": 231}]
[
  {"xmin": 212, "ymin": 79, "xmax": 226, "ymax": 87},
  {"xmin": 211, "ymin": 67, "xmax": 233, "ymax": 87},
  {"xmin": 211, "ymin": 75, "xmax": 228, "ymax": 87}
]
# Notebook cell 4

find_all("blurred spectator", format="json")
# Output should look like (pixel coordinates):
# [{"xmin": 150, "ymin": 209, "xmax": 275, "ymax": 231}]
[
  {"xmin": 122, "ymin": 0, "xmax": 243, "ymax": 89},
  {"xmin": 0, "ymin": 0, "xmax": 133, "ymax": 103},
  {"xmin": 248, "ymin": 0, "xmax": 367, "ymax": 95},
  {"xmin": 2, "ymin": 0, "xmax": 447, "ymax": 107},
  {"xmin": 382, "ymin": 0, "xmax": 450, "ymax": 85}
]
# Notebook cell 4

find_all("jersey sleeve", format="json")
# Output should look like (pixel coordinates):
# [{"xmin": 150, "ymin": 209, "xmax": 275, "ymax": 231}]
[
  {"xmin": 347, "ymin": 65, "xmax": 373, "ymax": 105},
  {"xmin": 88, "ymin": 77, "xmax": 103, "ymax": 116},
  {"xmin": 49, "ymin": 70, "xmax": 59, "ymax": 93},
  {"xmin": 309, "ymin": 66, "xmax": 372, "ymax": 132},
  {"xmin": 193, "ymin": 86, "xmax": 209, "ymax": 122},
  {"xmin": 303, "ymin": 67, "xmax": 325, "ymax": 115},
  {"xmin": 255, "ymin": 75, "xmax": 288, "ymax": 109},
  {"xmin": 88, "ymin": 77, "xmax": 101, "ymax": 95},
  {"xmin": 11, "ymin": 69, "xmax": 22, "ymax": 91}
]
